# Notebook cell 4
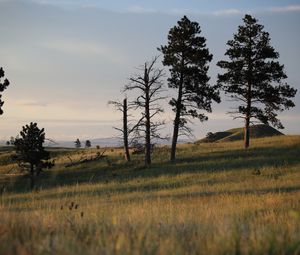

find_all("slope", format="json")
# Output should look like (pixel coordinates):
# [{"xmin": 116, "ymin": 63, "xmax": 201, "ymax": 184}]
[{"xmin": 198, "ymin": 124, "xmax": 284, "ymax": 143}]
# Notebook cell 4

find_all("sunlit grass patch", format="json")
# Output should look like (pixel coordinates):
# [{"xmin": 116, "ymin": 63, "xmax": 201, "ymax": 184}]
[{"xmin": 0, "ymin": 136, "xmax": 300, "ymax": 254}]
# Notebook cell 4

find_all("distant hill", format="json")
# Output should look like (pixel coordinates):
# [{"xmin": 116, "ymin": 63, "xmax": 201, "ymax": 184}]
[
  {"xmin": 35, "ymin": 137, "xmax": 124, "ymax": 148},
  {"xmin": 50, "ymin": 138, "xmax": 190, "ymax": 148},
  {"xmin": 197, "ymin": 124, "xmax": 284, "ymax": 143},
  {"xmin": 0, "ymin": 137, "xmax": 191, "ymax": 148},
  {"xmin": 0, "ymin": 137, "xmax": 122, "ymax": 149}
]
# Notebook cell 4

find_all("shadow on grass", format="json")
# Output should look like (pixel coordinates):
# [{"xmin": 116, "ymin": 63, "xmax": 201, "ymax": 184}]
[
  {"xmin": 2, "ymin": 141, "xmax": 300, "ymax": 195},
  {"xmin": 5, "ymin": 183, "xmax": 300, "ymax": 212}
]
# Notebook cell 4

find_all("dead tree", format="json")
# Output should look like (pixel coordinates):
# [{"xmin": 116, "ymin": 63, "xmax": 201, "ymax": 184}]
[
  {"xmin": 65, "ymin": 149, "xmax": 107, "ymax": 168},
  {"xmin": 124, "ymin": 56, "xmax": 166, "ymax": 166},
  {"xmin": 108, "ymin": 98, "xmax": 137, "ymax": 162}
]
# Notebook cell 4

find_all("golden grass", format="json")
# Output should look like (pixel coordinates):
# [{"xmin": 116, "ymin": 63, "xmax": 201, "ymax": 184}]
[{"xmin": 0, "ymin": 136, "xmax": 300, "ymax": 254}]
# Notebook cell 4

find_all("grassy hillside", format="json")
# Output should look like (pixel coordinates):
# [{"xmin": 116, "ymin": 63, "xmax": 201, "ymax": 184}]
[
  {"xmin": 198, "ymin": 124, "xmax": 284, "ymax": 143},
  {"xmin": 0, "ymin": 136, "xmax": 300, "ymax": 254}
]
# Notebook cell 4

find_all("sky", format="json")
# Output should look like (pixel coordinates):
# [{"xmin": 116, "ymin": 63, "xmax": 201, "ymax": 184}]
[{"xmin": 0, "ymin": 0, "xmax": 300, "ymax": 142}]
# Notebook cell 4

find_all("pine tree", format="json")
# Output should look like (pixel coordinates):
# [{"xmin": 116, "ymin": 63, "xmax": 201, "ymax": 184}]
[
  {"xmin": 74, "ymin": 139, "xmax": 81, "ymax": 148},
  {"xmin": 217, "ymin": 14, "xmax": 297, "ymax": 148},
  {"xmin": 14, "ymin": 122, "xmax": 54, "ymax": 189},
  {"xmin": 85, "ymin": 140, "xmax": 92, "ymax": 148},
  {"xmin": 159, "ymin": 16, "xmax": 220, "ymax": 162},
  {"xmin": 0, "ymin": 67, "xmax": 10, "ymax": 115}
]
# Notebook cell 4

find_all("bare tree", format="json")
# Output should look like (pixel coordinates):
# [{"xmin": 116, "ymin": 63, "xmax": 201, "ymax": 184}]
[
  {"xmin": 108, "ymin": 98, "xmax": 137, "ymax": 162},
  {"xmin": 124, "ymin": 56, "xmax": 166, "ymax": 166}
]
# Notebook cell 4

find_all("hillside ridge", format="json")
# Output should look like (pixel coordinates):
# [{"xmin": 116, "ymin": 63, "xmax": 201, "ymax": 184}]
[{"xmin": 198, "ymin": 124, "xmax": 284, "ymax": 143}]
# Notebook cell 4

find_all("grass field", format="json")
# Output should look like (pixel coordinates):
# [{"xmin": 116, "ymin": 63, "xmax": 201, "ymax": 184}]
[{"xmin": 0, "ymin": 136, "xmax": 300, "ymax": 255}]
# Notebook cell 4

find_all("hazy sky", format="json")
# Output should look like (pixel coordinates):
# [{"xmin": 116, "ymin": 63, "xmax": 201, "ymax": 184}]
[{"xmin": 0, "ymin": 0, "xmax": 299, "ymax": 141}]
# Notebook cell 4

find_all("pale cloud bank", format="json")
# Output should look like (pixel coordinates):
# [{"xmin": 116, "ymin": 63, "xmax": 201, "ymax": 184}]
[
  {"xmin": 26, "ymin": 1, "xmax": 300, "ymax": 16},
  {"xmin": 213, "ymin": 9, "xmax": 243, "ymax": 16},
  {"xmin": 17, "ymin": 100, "xmax": 49, "ymax": 107},
  {"xmin": 126, "ymin": 5, "xmax": 157, "ymax": 14},
  {"xmin": 269, "ymin": 5, "xmax": 300, "ymax": 13},
  {"xmin": 208, "ymin": 5, "xmax": 300, "ymax": 16},
  {"xmin": 124, "ymin": 5, "xmax": 300, "ymax": 16},
  {"xmin": 41, "ymin": 40, "xmax": 126, "ymax": 64}
]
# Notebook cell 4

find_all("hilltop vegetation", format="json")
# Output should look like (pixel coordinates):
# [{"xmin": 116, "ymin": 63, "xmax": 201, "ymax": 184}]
[{"xmin": 0, "ymin": 135, "xmax": 300, "ymax": 254}]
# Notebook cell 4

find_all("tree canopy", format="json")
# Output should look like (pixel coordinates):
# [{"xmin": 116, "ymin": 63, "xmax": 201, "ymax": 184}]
[
  {"xmin": 217, "ymin": 14, "xmax": 297, "ymax": 148},
  {"xmin": 14, "ymin": 122, "xmax": 54, "ymax": 189},
  {"xmin": 0, "ymin": 67, "xmax": 10, "ymax": 115},
  {"xmin": 159, "ymin": 16, "xmax": 220, "ymax": 161},
  {"xmin": 75, "ymin": 139, "xmax": 81, "ymax": 148}
]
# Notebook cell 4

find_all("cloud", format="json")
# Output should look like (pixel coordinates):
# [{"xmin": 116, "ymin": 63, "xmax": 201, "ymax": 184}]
[
  {"xmin": 169, "ymin": 8, "xmax": 197, "ymax": 15},
  {"xmin": 126, "ymin": 5, "xmax": 157, "ymax": 14},
  {"xmin": 168, "ymin": 8, "xmax": 243, "ymax": 17},
  {"xmin": 269, "ymin": 5, "xmax": 300, "ymax": 13},
  {"xmin": 40, "ymin": 40, "xmax": 125, "ymax": 64},
  {"xmin": 31, "ymin": 118, "xmax": 120, "ymax": 124},
  {"xmin": 124, "ymin": 5, "xmax": 300, "ymax": 17},
  {"xmin": 17, "ymin": 100, "xmax": 49, "ymax": 107},
  {"xmin": 213, "ymin": 9, "xmax": 243, "ymax": 16},
  {"xmin": 29, "ymin": 0, "xmax": 95, "ymax": 8},
  {"xmin": 280, "ymin": 114, "xmax": 300, "ymax": 121},
  {"xmin": 209, "ymin": 5, "xmax": 300, "ymax": 16}
]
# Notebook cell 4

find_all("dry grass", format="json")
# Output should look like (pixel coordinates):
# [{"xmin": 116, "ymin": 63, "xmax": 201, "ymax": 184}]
[{"xmin": 0, "ymin": 136, "xmax": 300, "ymax": 254}]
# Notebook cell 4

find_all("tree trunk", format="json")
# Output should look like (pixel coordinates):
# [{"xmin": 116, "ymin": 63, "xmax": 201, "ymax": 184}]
[
  {"xmin": 123, "ymin": 98, "xmax": 131, "ymax": 162},
  {"xmin": 244, "ymin": 77, "xmax": 252, "ymax": 149},
  {"xmin": 171, "ymin": 111, "xmax": 180, "ymax": 162},
  {"xmin": 144, "ymin": 66, "xmax": 151, "ymax": 166},
  {"xmin": 30, "ymin": 164, "xmax": 35, "ymax": 190},
  {"xmin": 244, "ymin": 116, "xmax": 250, "ymax": 149},
  {"xmin": 170, "ymin": 69, "xmax": 184, "ymax": 162},
  {"xmin": 244, "ymin": 41, "xmax": 253, "ymax": 149}
]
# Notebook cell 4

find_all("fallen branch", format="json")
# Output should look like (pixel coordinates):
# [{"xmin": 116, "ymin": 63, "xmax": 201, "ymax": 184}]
[{"xmin": 65, "ymin": 150, "xmax": 107, "ymax": 168}]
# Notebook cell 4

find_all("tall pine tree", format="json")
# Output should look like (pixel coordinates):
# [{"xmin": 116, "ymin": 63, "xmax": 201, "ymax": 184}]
[
  {"xmin": 159, "ymin": 16, "xmax": 220, "ymax": 162},
  {"xmin": 217, "ymin": 15, "xmax": 297, "ymax": 148}
]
